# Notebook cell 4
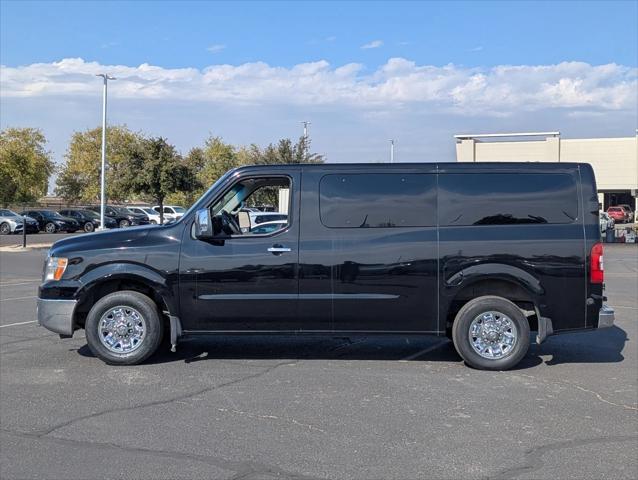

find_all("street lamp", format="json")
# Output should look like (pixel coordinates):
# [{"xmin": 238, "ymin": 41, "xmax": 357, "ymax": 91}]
[
  {"xmin": 301, "ymin": 121, "xmax": 311, "ymax": 140},
  {"xmin": 96, "ymin": 74, "xmax": 116, "ymax": 231}
]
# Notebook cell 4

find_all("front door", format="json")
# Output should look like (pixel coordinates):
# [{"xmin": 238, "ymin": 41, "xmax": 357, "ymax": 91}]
[{"xmin": 179, "ymin": 170, "xmax": 303, "ymax": 332}]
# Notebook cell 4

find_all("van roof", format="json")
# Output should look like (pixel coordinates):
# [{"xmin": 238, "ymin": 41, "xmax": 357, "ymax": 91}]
[{"xmin": 229, "ymin": 162, "xmax": 588, "ymax": 174}]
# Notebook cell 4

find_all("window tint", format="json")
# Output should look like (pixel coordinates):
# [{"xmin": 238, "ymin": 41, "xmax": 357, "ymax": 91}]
[
  {"xmin": 320, "ymin": 174, "xmax": 436, "ymax": 228},
  {"xmin": 210, "ymin": 176, "xmax": 292, "ymax": 237},
  {"xmin": 439, "ymin": 173, "xmax": 578, "ymax": 226},
  {"xmin": 251, "ymin": 222, "xmax": 286, "ymax": 234}
]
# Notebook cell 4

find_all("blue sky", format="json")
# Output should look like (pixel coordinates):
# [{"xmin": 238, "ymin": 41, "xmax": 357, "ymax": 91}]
[
  {"xmin": 2, "ymin": 1, "xmax": 637, "ymax": 69},
  {"xmin": 1, "ymin": 0, "xmax": 637, "ymax": 177}
]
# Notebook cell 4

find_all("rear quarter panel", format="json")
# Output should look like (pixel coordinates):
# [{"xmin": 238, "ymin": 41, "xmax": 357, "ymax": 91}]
[{"xmin": 437, "ymin": 163, "xmax": 587, "ymax": 333}]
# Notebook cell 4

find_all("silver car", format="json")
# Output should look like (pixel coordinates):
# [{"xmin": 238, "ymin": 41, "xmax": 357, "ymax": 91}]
[{"xmin": 0, "ymin": 209, "xmax": 37, "ymax": 235}]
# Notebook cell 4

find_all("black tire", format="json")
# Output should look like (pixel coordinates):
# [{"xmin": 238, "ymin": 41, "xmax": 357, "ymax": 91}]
[
  {"xmin": 150, "ymin": 220, "xmax": 157, "ymax": 225},
  {"xmin": 85, "ymin": 291, "xmax": 164, "ymax": 365},
  {"xmin": 45, "ymin": 222, "xmax": 57, "ymax": 234},
  {"xmin": 119, "ymin": 219, "xmax": 130, "ymax": 228},
  {"xmin": 0, "ymin": 222, "xmax": 10, "ymax": 235},
  {"xmin": 451, "ymin": 295, "xmax": 530, "ymax": 371},
  {"xmin": 84, "ymin": 222, "xmax": 95, "ymax": 233}
]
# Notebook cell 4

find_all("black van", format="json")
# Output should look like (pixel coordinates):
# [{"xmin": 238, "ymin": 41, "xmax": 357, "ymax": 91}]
[{"xmin": 37, "ymin": 163, "xmax": 614, "ymax": 370}]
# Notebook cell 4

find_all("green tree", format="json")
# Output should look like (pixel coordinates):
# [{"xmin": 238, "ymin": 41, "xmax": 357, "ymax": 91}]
[
  {"xmin": 167, "ymin": 135, "xmax": 324, "ymax": 207},
  {"xmin": 293, "ymin": 136, "xmax": 324, "ymax": 164},
  {"xmin": 198, "ymin": 136, "xmax": 241, "ymax": 188},
  {"xmin": 56, "ymin": 126, "xmax": 141, "ymax": 203},
  {"xmin": 121, "ymin": 137, "xmax": 198, "ymax": 224},
  {"xmin": 0, "ymin": 128, "xmax": 54, "ymax": 206},
  {"xmin": 255, "ymin": 137, "xmax": 324, "ymax": 165}
]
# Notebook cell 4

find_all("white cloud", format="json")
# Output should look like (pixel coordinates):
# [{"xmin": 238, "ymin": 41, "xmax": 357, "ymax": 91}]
[
  {"xmin": 2, "ymin": 57, "xmax": 634, "ymax": 116},
  {"xmin": 206, "ymin": 44, "xmax": 226, "ymax": 53},
  {"xmin": 469, "ymin": 46, "xmax": 483, "ymax": 52},
  {"xmin": 100, "ymin": 41, "xmax": 120, "ymax": 49},
  {"xmin": 361, "ymin": 40, "xmax": 384, "ymax": 49}
]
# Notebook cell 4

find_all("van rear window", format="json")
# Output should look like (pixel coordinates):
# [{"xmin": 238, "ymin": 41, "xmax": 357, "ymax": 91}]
[
  {"xmin": 320, "ymin": 173, "xmax": 436, "ymax": 228},
  {"xmin": 439, "ymin": 173, "xmax": 578, "ymax": 226}
]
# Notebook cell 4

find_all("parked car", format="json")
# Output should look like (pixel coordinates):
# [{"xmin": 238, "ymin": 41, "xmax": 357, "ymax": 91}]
[
  {"xmin": 153, "ymin": 205, "xmax": 186, "ymax": 221},
  {"xmin": 247, "ymin": 211, "xmax": 288, "ymax": 226},
  {"xmin": 21, "ymin": 210, "xmax": 80, "ymax": 233},
  {"xmin": 128, "ymin": 206, "xmax": 163, "ymax": 225},
  {"xmin": 0, "ymin": 209, "xmax": 39, "ymax": 235},
  {"xmin": 87, "ymin": 205, "xmax": 150, "ymax": 228},
  {"xmin": 249, "ymin": 220, "xmax": 288, "ymax": 235},
  {"xmin": 59, "ymin": 209, "xmax": 104, "ymax": 232},
  {"xmin": 617, "ymin": 204, "xmax": 634, "ymax": 222},
  {"xmin": 37, "ymin": 162, "xmax": 613, "ymax": 371},
  {"xmin": 606, "ymin": 206, "xmax": 626, "ymax": 223},
  {"xmin": 83, "ymin": 209, "xmax": 118, "ymax": 229},
  {"xmin": 599, "ymin": 212, "xmax": 615, "ymax": 234}
]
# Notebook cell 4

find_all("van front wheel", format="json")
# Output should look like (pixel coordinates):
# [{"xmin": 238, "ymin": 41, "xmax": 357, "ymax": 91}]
[
  {"xmin": 85, "ymin": 291, "xmax": 163, "ymax": 365},
  {"xmin": 452, "ymin": 296, "xmax": 530, "ymax": 371}
]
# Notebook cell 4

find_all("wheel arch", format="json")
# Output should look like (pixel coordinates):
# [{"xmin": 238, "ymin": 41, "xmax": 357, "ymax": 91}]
[
  {"xmin": 72, "ymin": 266, "xmax": 176, "ymax": 331},
  {"xmin": 444, "ymin": 273, "xmax": 541, "ymax": 334}
]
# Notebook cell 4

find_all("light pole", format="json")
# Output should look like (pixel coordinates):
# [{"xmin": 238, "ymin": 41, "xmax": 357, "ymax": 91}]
[
  {"xmin": 301, "ymin": 121, "xmax": 311, "ymax": 140},
  {"xmin": 389, "ymin": 139, "xmax": 395, "ymax": 163},
  {"xmin": 96, "ymin": 74, "xmax": 116, "ymax": 231}
]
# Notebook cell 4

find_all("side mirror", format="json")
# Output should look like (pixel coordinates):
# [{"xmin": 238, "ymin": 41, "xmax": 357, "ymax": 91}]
[{"xmin": 194, "ymin": 208, "xmax": 214, "ymax": 239}]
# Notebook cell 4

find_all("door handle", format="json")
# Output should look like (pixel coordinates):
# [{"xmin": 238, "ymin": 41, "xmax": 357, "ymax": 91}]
[{"xmin": 268, "ymin": 245, "xmax": 291, "ymax": 254}]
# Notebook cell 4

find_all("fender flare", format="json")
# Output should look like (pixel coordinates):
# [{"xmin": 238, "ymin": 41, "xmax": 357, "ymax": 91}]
[
  {"xmin": 445, "ymin": 262, "xmax": 544, "ymax": 297},
  {"xmin": 75, "ymin": 262, "xmax": 178, "ymax": 317}
]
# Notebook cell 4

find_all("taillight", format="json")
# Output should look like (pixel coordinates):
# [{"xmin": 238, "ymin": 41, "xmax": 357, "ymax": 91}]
[{"xmin": 590, "ymin": 242, "xmax": 604, "ymax": 284}]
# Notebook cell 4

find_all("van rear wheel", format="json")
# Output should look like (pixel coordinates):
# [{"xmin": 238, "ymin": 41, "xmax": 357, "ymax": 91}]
[
  {"xmin": 452, "ymin": 296, "xmax": 530, "ymax": 371},
  {"xmin": 85, "ymin": 291, "xmax": 163, "ymax": 365}
]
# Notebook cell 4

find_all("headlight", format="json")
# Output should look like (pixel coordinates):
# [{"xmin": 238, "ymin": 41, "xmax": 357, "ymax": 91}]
[{"xmin": 44, "ymin": 257, "xmax": 68, "ymax": 281}]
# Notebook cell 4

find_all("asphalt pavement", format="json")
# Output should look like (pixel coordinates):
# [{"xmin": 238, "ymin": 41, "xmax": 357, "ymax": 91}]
[{"xmin": 0, "ymin": 245, "xmax": 636, "ymax": 479}]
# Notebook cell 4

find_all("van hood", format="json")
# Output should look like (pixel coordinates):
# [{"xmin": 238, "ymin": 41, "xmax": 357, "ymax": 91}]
[{"xmin": 49, "ymin": 225, "xmax": 153, "ymax": 256}]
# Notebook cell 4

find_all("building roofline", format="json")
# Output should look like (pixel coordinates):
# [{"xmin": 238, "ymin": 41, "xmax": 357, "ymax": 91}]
[{"xmin": 454, "ymin": 132, "xmax": 560, "ymax": 140}]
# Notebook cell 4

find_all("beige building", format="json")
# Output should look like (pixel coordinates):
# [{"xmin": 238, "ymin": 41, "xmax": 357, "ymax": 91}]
[{"xmin": 455, "ymin": 131, "xmax": 638, "ymax": 212}]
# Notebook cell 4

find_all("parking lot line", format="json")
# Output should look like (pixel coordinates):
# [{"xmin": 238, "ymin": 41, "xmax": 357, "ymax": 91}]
[
  {"xmin": 0, "ymin": 280, "xmax": 40, "ymax": 287},
  {"xmin": 0, "ymin": 296, "xmax": 37, "ymax": 302},
  {"xmin": 0, "ymin": 321, "xmax": 35, "ymax": 328}
]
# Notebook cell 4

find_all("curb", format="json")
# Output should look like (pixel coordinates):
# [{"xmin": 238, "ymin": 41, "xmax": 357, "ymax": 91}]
[{"xmin": 0, "ymin": 243, "xmax": 52, "ymax": 252}]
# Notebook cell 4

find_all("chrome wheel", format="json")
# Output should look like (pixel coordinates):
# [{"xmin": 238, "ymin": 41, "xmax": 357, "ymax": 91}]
[
  {"xmin": 45, "ymin": 222, "xmax": 56, "ymax": 233},
  {"xmin": 98, "ymin": 306, "xmax": 146, "ymax": 354},
  {"xmin": 468, "ymin": 311, "xmax": 518, "ymax": 360},
  {"xmin": 0, "ymin": 223, "xmax": 10, "ymax": 235}
]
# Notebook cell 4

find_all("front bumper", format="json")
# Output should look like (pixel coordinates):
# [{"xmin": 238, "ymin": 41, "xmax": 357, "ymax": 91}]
[
  {"xmin": 598, "ymin": 304, "xmax": 615, "ymax": 329},
  {"xmin": 37, "ymin": 298, "xmax": 77, "ymax": 336}
]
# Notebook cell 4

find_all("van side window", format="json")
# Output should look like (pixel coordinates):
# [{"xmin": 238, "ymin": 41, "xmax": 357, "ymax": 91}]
[
  {"xmin": 439, "ymin": 173, "xmax": 578, "ymax": 226},
  {"xmin": 320, "ymin": 174, "xmax": 436, "ymax": 228},
  {"xmin": 211, "ymin": 176, "xmax": 291, "ymax": 235}
]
